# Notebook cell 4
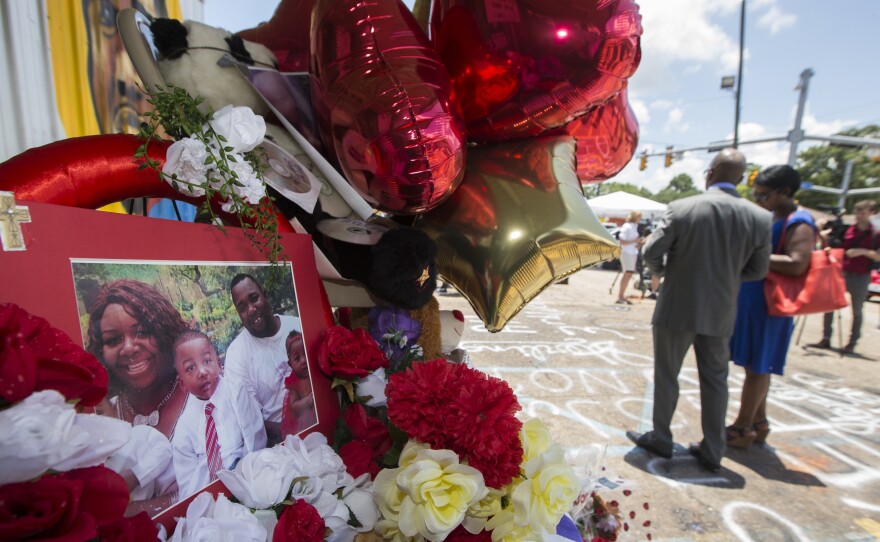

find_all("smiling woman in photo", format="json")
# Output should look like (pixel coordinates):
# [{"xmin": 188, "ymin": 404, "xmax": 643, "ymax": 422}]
[{"xmin": 87, "ymin": 279, "xmax": 190, "ymax": 438}]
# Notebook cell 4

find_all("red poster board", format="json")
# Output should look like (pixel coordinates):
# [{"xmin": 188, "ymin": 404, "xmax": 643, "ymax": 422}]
[{"xmin": 0, "ymin": 201, "xmax": 339, "ymax": 531}]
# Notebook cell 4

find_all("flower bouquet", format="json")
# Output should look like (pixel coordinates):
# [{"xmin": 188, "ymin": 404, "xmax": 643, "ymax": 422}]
[
  {"xmin": 136, "ymin": 84, "xmax": 283, "ymax": 263},
  {"xmin": 317, "ymin": 307, "xmax": 587, "ymax": 542},
  {"xmin": 0, "ymin": 303, "xmax": 159, "ymax": 541}
]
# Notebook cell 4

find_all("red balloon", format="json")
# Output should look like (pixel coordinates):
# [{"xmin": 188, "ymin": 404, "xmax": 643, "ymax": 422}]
[
  {"xmin": 310, "ymin": 0, "xmax": 467, "ymax": 215},
  {"xmin": 550, "ymin": 86, "xmax": 639, "ymax": 184},
  {"xmin": 431, "ymin": 0, "xmax": 642, "ymax": 143},
  {"xmin": 236, "ymin": 0, "xmax": 315, "ymax": 73}
]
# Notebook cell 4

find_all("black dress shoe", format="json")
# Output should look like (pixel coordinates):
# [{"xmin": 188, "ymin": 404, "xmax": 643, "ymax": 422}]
[
  {"xmin": 626, "ymin": 430, "xmax": 672, "ymax": 459},
  {"xmin": 688, "ymin": 443, "xmax": 721, "ymax": 473}
]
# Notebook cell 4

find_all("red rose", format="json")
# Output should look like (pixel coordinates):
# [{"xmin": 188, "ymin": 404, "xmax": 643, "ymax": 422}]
[
  {"xmin": 342, "ymin": 403, "xmax": 392, "ymax": 457},
  {"xmin": 339, "ymin": 439, "xmax": 380, "ymax": 479},
  {"xmin": 273, "ymin": 499, "xmax": 327, "ymax": 542},
  {"xmin": 0, "ymin": 466, "xmax": 130, "ymax": 541},
  {"xmin": 0, "ymin": 303, "xmax": 108, "ymax": 406},
  {"xmin": 317, "ymin": 326, "xmax": 388, "ymax": 380},
  {"xmin": 97, "ymin": 512, "xmax": 159, "ymax": 542}
]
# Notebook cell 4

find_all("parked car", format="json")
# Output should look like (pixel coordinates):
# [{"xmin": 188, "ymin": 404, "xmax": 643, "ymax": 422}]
[{"xmin": 869, "ymin": 269, "xmax": 880, "ymax": 301}]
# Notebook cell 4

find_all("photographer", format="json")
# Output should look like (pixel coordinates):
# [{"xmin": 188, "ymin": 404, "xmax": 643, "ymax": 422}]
[{"xmin": 814, "ymin": 200, "xmax": 879, "ymax": 354}]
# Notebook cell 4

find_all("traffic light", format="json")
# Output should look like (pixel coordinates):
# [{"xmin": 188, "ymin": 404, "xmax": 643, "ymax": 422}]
[
  {"xmin": 639, "ymin": 152, "xmax": 647, "ymax": 171},
  {"xmin": 748, "ymin": 169, "xmax": 760, "ymax": 186},
  {"xmin": 664, "ymin": 146, "xmax": 673, "ymax": 168}
]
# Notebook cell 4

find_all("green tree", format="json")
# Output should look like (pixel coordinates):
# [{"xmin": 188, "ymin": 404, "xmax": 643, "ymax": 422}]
[
  {"xmin": 796, "ymin": 125, "xmax": 880, "ymax": 212},
  {"xmin": 654, "ymin": 173, "xmax": 700, "ymax": 203}
]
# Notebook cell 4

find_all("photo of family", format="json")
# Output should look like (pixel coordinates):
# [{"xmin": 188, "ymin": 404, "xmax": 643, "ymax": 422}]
[{"xmin": 70, "ymin": 260, "xmax": 319, "ymax": 513}]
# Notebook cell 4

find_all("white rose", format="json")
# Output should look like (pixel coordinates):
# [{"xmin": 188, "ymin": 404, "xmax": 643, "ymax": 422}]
[
  {"xmin": 288, "ymin": 434, "xmax": 353, "ymax": 491},
  {"xmin": 342, "ymin": 487, "xmax": 379, "ymax": 532},
  {"xmin": 171, "ymin": 494, "xmax": 266, "ymax": 542},
  {"xmin": 218, "ymin": 446, "xmax": 301, "ymax": 509},
  {"xmin": 162, "ymin": 138, "xmax": 211, "ymax": 196},
  {"xmin": 356, "ymin": 369, "xmax": 388, "ymax": 408},
  {"xmin": 312, "ymin": 491, "xmax": 357, "ymax": 542},
  {"xmin": 0, "ymin": 390, "xmax": 130, "ymax": 485},
  {"xmin": 206, "ymin": 105, "xmax": 266, "ymax": 153}
]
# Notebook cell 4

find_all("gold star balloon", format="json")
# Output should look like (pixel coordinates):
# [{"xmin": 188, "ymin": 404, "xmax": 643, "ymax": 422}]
[{"xmin": 415, "ymin": 136, "xmax": 620, "ymax": 332}]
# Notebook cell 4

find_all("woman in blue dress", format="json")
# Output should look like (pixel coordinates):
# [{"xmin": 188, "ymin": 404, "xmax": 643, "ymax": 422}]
[{"xmin": 727, "ymin": 165, "xmax": 816, "ymax": 448}]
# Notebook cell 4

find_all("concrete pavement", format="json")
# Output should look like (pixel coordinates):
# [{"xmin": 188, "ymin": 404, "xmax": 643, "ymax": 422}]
[{"xmin": 437, "ymin": 268, "xmax": 880, "ymax": 542}]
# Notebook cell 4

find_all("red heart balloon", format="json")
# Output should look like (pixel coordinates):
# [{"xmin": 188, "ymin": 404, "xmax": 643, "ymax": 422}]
[
  {"xmin": 310, "ymin": 0, "xmax": 467, "ymax": 215},
  {"xmin": 549, "ymin": 86, "xmax": 639, "ymax": 184},
  {"xmin": 236, "ymin": 0, "xmax": 315, "ymax": 73},
  {"xmin": 431, "ymin": 0, "xmax": 642, "ymax": 143}
]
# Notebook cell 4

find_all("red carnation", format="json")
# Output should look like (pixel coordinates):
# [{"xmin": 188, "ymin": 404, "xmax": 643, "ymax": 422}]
[
  {"xmin": 339, "ymin": 439, "xmax": 381, "ymax": 479},
  {"xmin": 273, "ymin": 499, "xmax": 327, "ymax": 542},
  {"xmin": 386, "ymin": 358, "xmax": 460, "ymax": 447},
  {"xmin": 317, "ymin": 326, "xmax": 388, "ymax": 380},
  {"xmin": 0, "ymin": 466, "xmax": 130, "ymax": 541},
  {"xmin": 0, "ymin": 303, "xmax": 108, "ymax": 406},
  {"xmin": 466, "ymin": 441, "xmax": 524, "ymax": 489},
  {"xmin": 386, "ymin": 359, "xmax": 524, "ymax": 488}
]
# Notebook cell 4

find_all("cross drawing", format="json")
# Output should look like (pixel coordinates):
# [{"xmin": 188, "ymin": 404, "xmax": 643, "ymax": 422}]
[{"xmin": 0, "ymin": 191, "xmax": 31, "ymax": 251}]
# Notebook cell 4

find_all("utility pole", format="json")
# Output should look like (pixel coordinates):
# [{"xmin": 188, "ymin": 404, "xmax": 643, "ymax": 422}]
[
  {"xmin": 838, "ymin": 159, "xmax": 854, "ymax": 209},
  {"xmin": 734, "ymin": 0, "xmax": 746, "ymax": 148},
  {"xmin": 787, "ymin": 68, "xmax": 814, "ymax": 166}
]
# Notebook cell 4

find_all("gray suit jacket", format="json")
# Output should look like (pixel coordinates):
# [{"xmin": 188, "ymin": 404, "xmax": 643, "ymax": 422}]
[{"xmin": 643, "ymin": 187, "xmax": 772, "ymax": 337}]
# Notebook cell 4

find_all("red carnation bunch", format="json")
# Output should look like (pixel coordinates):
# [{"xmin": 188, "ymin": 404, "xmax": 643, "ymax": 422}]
[
  {"xmin": 0, "ymin": 303, "xmax": 108, "ymax": 407},
  {"xmin": 387, "ymin": 359, "xmax": 523, "ymax": 488},
  {"xmin": 317, "ymin": 326, "xmax": 388, "ymax": 380}
]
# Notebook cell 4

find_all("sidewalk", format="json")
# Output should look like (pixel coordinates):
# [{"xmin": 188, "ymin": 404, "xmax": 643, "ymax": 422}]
[{"xmin": 438, "ymin": 268, "xmax": 880, "ymax": 541}]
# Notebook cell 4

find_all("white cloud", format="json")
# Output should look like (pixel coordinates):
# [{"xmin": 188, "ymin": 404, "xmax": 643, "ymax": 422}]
[
  {"xmin": 799, "ymin": 109, "xmax": 857, "ymax": 137},
  {"xmin": 650, "ymin": 99, "xmax": 675, "ymax": 111},
  {"xmin": 664, "ymin": 107, "xmax": 690, "ymax": 133},
  {"xmin": 627, "ymin": 0, "xmax": 745, "ymax": 99},
  {"xmin": 757, "ymin": 6, "xmax": 797, "ymax": 34}
]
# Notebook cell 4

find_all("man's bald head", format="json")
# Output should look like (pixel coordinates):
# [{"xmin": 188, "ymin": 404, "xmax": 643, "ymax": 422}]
[{"xmin": 707, "ymin": 148, "xmax": 747, "ymax": 186}]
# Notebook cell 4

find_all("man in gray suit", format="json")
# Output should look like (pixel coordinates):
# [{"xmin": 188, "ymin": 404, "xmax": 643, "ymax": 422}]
[{"xmin": 627, "ymin": 149, "xmax": 771, "ymax": 472}]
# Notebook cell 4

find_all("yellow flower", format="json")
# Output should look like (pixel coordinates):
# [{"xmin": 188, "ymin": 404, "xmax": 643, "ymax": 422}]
[
  {"xmin": 396, "ymin": 448, "xmax": 488, "ymax": 541},
  {"xmin": 512, "ymin": 445, "xmax": 581, "ymax": 533},
  {"xmin": 373, "ymin": 467, "xmax": 405, "ymax": 521},
  {"xmin": 399, "ymin": 440, "xmax": 431, "ymax": 468},
  {"xmin": 484, "ymin": 509, "xmax": 532, "ymax": 542},
  {"xmin": 462, "ymin": 487, "xmax": 505, "ymax": 534},
  {"xmin": 520, "ymin": 419, "xmax": 553, "ymax": 463},
  {"xmin": 375, "ymin": 518, "xmax": 425, "ymax": 542}
]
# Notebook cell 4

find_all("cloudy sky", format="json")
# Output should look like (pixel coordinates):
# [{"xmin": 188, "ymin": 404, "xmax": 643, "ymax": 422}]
[{"xmin": 204, "ymin": 0, "xmax": 880, "ymax": 193}]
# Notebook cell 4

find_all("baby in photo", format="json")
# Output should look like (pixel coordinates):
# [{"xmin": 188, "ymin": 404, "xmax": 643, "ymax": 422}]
[
  {"xmin": 284, "ymin": 330, "xmax": 317, "ymax": 434},
  {"xmin": 170, "ymin": 330, "xmax": 267, "ymax": 498}
]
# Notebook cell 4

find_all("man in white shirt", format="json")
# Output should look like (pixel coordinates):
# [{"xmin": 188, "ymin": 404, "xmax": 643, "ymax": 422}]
[{"xmin": 225, "ymin": 274, "xmax": 302, "ymax": 445}]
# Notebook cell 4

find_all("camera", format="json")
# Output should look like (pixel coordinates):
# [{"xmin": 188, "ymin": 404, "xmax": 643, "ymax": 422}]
[{"xmin": 818, "ymin": 206, "xmax": 847, "ymax": 248}]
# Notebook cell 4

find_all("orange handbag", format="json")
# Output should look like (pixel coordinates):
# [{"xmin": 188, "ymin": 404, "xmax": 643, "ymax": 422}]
[{"xmin": 764, "ymin": 216, "xmax": 848, "ymax": 317}]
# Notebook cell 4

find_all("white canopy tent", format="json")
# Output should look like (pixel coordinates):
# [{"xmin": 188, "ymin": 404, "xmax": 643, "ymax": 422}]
[{"xmin": 587, "ymin": 191, "xmax": 668, "ymax": 221}]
